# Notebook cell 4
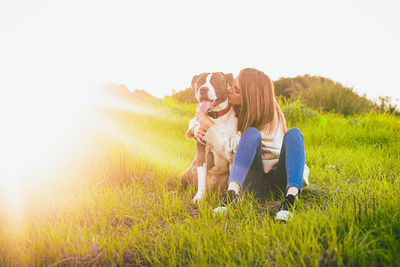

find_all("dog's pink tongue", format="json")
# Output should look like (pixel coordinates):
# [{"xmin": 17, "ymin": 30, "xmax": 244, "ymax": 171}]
[{"xmin": 199, "ymin": 101, "xmax": 212, "ymax": 112}]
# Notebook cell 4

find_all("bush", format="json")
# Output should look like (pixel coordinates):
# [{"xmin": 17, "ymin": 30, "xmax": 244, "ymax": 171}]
[
  {"xmin": 274, "ymin": 75, "xmax": 329, "ymax": 99},
  {"xmin": 171, "ymin": 87, "xmax": 197, "ymax": 104},
  {"xmin": 274, "ymin": 75, "xmax": 378, "ymax": 116},
  {"xmin": 375, "ymin": 96, "xmax": 400, "ymax": 115},
  {"xmin": 281, "ymin": 99, "xmax": 320, "ymax": 125},
  {"xmin": 300, "ymin": 83, "xmax": 375, "ymax": 116}
]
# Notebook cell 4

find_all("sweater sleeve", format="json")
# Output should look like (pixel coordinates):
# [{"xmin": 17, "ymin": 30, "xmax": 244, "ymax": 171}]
[
  {"xmin": 202, "ymin": 125, "xmax": 240, "ymax": 162},
  {"xmin": 185, "ymin": 118, "xmax": 200, "ymax": 140}
]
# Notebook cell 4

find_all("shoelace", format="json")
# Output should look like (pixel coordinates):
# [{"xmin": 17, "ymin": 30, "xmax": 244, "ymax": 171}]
[
  {"xmin": 220, "ymin": 190, "xmax": 238, "ymax": 207},
  {"xmin": 281, "ymin": 194, "xmax": 296, "ymax": 210}
]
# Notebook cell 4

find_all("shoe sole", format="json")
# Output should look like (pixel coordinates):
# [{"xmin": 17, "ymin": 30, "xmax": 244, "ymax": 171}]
[
  {"xmin": 213, "ymin": 206, "xmax": 228, "ymax": 215},
  {"xmin": 275, "ymin": 210, "xmax": 293, "ymax": 221}
]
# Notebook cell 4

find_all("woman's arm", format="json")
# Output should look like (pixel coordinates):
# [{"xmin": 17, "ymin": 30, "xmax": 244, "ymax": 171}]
[
  {"xmin": 196, "ymin": 111, "xmax": 214, "ymax": 130},
  {"xmin": 186, "ymin": 118, "xmax": 199, "ymax": 139},
  {"xmin": 186, "ymin": 117, "xmax": 207, "ymax": 145}
]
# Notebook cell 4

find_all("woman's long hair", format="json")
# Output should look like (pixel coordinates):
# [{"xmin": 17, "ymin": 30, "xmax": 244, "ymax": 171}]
[{"xmin": 236, "ymin": 68, "xmax": 287, "ymax": 134}]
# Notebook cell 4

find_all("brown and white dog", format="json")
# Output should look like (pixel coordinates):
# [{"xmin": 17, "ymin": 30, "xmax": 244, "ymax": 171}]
[{"xmin": 180, "ymin": 72, "xmax": 238, "ymax": 203}]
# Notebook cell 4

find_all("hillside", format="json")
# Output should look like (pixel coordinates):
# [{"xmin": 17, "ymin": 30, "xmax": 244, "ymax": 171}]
[{"xmin": 98, "ymin": 83, "xmax": 161, "ymax": 105}]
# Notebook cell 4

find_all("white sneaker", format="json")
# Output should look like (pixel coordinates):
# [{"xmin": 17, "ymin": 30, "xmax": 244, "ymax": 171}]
[{"xmin": 275, "ymin": 194, "xmax": 297, "ymax": 222}]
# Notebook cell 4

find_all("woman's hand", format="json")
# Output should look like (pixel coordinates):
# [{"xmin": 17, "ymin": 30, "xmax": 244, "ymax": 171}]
[
  {"xmin": 195, "ymin": 127, "xmax": 207, "ymax": 145},
  {"xmin": 196, "ymin": 110, "xmax": 214, "ymax": 130}
]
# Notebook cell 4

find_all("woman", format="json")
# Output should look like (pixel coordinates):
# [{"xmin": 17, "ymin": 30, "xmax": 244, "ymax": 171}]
[{"xmin": 195, "ymin": 67, "xmax": 308, "ymax": 221}]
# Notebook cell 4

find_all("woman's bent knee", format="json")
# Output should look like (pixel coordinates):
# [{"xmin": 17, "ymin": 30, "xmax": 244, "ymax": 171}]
[
  {"xmin": 284, "ymin": 128, "xmax": 303, "ymax": 140},
  {"xmin": 242, "ymin": 127, "xmax": 262, "ymax": 143}
]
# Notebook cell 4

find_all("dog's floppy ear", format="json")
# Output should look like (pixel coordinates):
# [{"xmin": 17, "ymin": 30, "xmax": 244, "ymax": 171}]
[
  {"xmin": 224, "ymin": 73, "xmax": 234, "ymax": 88},
  {"xmin": 191, "ymin": 74, "xmax": 201, "ymax": 89}
]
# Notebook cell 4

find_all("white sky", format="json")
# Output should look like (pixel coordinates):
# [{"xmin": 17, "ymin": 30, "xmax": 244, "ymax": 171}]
[{"xmin": 1, "ymin": 0, "xmax": 399, "ymax": 101}]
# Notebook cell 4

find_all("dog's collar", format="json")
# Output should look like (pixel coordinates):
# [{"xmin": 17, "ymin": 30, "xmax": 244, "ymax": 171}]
[{"xmin": 208, "ymin": 105, "xmax": 231, "ymax": 119}]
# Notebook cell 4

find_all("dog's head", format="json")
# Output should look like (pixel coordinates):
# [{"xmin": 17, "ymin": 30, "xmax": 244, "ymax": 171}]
[{"xmin": 191, "ymin": 72, "xmax": 234, "ymax": 112}]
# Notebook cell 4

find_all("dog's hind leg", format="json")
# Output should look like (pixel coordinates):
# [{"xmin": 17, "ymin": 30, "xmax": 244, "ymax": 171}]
[
  {"xmin": 209, "ymin": 151, "xmax": 228, "ymax": 175},
  {"xmin": 180, "ymin": 158, "xmax": 198, "ymax": 187}
]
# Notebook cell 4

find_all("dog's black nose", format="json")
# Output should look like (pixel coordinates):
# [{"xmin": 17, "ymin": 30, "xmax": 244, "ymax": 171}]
[{"xmin": 199, "ymin": 87, "xmax": 209, "ymax": 95}]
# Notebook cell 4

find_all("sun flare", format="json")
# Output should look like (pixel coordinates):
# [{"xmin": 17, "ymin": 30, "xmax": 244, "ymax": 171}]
[
  {"xmin": 0, "ymin": 78, "xmax": 167, "ymax": 220},
  {"xmin": 0, "ymin": 82, "xmax": 107, "ymax": 216}
]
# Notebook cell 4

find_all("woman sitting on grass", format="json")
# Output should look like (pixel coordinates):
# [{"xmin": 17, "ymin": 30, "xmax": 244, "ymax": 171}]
[{"xmin": 195, "ymin": 67, "xmax": 308, "ymax": 221}]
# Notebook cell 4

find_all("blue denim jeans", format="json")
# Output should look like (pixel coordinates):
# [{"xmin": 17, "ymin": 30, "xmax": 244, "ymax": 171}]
[{"xmin": 228, "ymin": 127, "xmax": 305, "ymax": 198}]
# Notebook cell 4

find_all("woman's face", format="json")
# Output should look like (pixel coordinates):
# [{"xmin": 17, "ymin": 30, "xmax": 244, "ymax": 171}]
[{"xmin": 228, "ymin": 77, "xmax": 242, "ymax": 106}]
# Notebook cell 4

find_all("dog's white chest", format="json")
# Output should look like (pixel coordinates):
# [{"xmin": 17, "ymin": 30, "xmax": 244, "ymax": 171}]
[{"xmin": 211, "ymin": 109, "xmax": 237, "ymax": 134}]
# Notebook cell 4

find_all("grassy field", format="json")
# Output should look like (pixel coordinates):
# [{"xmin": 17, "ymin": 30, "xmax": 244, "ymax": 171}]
[{"xmin": 1, "ymin": 97, "xmax": 399, "ymax": 266}]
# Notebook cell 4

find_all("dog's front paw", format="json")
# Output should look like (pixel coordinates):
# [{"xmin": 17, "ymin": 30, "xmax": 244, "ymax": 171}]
[{"xmin": 192, "ymin": 192, "xmax": 204, "ymax": 204}]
